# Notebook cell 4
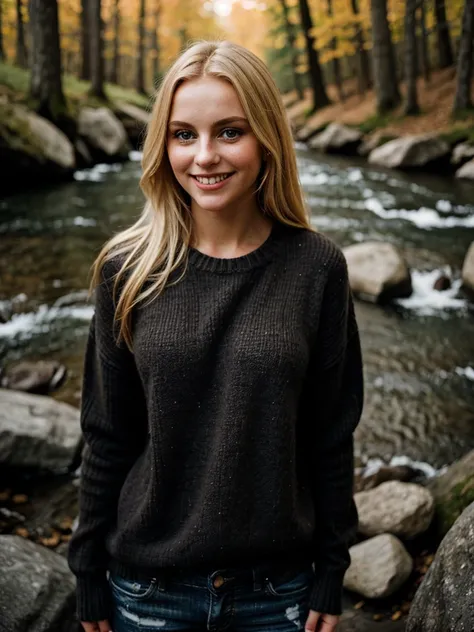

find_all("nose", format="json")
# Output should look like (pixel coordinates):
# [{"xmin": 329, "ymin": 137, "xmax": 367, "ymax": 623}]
[{"xmin": 195, "ymin": 138, "xmax": 219, "ymax": 167}]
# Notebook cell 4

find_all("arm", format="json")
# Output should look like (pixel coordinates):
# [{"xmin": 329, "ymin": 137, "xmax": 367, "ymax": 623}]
[
  {"xmin": 67, "ymin": 260, "xmax": 148, "ymax": 623},
  {"xmin": 300, "ymin": 250, "xmax": 364, "ymax": 616}
]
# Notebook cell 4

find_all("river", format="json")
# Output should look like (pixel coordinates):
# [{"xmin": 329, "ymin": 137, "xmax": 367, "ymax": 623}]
[{"xmin": 1, "ymin": 148, "xmax": 473, "ymax": 472}]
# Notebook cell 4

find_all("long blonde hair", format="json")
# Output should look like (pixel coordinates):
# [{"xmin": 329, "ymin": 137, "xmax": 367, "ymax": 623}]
[{"xmin": 91, "ymin": 40, "xmax": 312, "ymax": 350}]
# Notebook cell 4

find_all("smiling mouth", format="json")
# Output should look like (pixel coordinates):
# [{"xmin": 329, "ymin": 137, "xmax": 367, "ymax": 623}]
[{"xmin": 191, "ymin": 173, "xmax": 235, "ymax": 185}]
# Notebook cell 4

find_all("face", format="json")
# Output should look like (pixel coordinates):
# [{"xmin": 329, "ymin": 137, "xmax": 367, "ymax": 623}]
[{"xmin": 166, "ymin": 76, "xmax": 264, "ymax": 217}]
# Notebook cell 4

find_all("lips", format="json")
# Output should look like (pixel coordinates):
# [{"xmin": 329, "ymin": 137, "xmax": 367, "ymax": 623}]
[{"xmin": 192, "ymin": 173, "xmax": 235, "ymax": 184}]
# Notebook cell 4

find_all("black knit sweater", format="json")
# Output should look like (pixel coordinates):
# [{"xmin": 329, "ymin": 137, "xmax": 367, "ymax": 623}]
[{"xmin": 67, "ymin": 221, "xmax": 364, "ymax": 622}]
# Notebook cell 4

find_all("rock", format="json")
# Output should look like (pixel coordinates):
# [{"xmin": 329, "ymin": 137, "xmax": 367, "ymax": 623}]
[
  {"xmin": 0, "ymin": 534, "xmax": 80, "ymax": 632},
  {"xmin": 343, "ymin": 242, "xmax": 412, "ymax": 303},
  {"xmin": 406, "ymin": 502, "xmax": 474, "ymax": 632},
  {"xmin": 358, "ymin": 132, "xmax": 397, "ymax": 157},
  {"xmin": 339, "ymin": 609, "xmax": 406, "ymax": 631},
  {"xmin": 308, "ymin": 123, "xmax": 363, "ymax": 154},
  {"xmin": 461, "ymin": 241, "xmax": 474, "ymax": 294},
  {"xmin": 433, "ymin": 274, "xmax": 451, "ymax": 291},
  {"xmin": 78, "ymin": 106, "xmax": 131, "ymax": 161},
  {"xmin": 368, "ymin": 135, "xmax": 450, "ymax": 170},
  {"xmin": 114, "ymin": 102, "xmax": 150, "ymax": 149},
  {"xmin": 455, "ymin": 158, "xmax": 474, "ymax": 179},
  {"xmin": 1, "ymin": 360, "xmax": 67, "ymax": 394},
  {"xmin": 451, "ymin": 141, "xmax": 474, "ymax": 165},
  {"xmin": 295, "ymin": 121, "xmax": 328, "ymax": 143},
  {"xmin": 74, "ymin": 138, "xmax": 93, "ymax": 169},
  {"xmin": 0, "ymin": 102, "xmax": 76, "ymax": 192},
  {"xmin": 427, "ymin": 448, "xmax": 474, "ymax": 537},
  {"xmin": 53, "ymin": 290, "xmax": 91, "ymax": 308},
  {"xmin": 354, "ymin": 465, "xmax": 418, "ymax": 493},
  {"xmin": 0, "ymin": 388, "xmax": 81, "ymax": 472},
  {"xmin": 355, "ymin": 481, "xmax": 435, "ymax": 538},
  {"xmin": 343, "ymin": 534, "xmax": 413, "ymax": 599}
]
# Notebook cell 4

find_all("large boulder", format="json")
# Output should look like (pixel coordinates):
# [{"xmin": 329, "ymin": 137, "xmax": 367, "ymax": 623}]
[
  {"xmin": 343, "ymin": 534, "xmax": 413, "ymax": 599},
  {"xmin": 455, "ymin": 157, "xmax": 474, "ymax": 179},
  {"xmin": 358, "ymin": 132, "xmax": 397, "ymax": 157},
  {"xmin": 368, "ymin": 135, "xmax": 450, "ymax": 170},
  {"xmin": 0, "ymin": 101, "xmax": 75, "ymax": 193},
  {"xmin": 78, "ymin": 106, "xmax": 131, "ymax": 161},
  {"xmin": 308, "ymin": 123, "xmax": 363, "ymax": 154},
  {"xmin": 0, "ymin": 388, "xmax": 81, "ymax": 472},
  {"xmin": 355, "ymin": 481, "xmax": 434, "ymax": 538},
  {"xmin": 114, "ymin": 101, "xmax": 150, "ymax": 149},
  {"xmin": 0, "ymin": 535, "xmax": 80, "ymax": 632},
  {"xmin": 427, "ymin": 448, "xmax": 474, "ymax": 537},
  {"xmin": 295, "ymin": 121, "xmax": 328, "ymax": 143},
  {"xmin": 460, "ymin": 242, "xmax": 474, "ymax": 297},
  {"xmin": 451, "ymin": 142, "xmax": 474, "ymax": 165},
  {"xmin": 343, "ymin": 242, "xmax": 412, "ymax": 303},
  {"xmin": 406, "ymin": 502, "xmax": 474, "ymax": 632},
  {"xmin": 1, "ymin": 360, "xmax": 67, "ymax": 394}
]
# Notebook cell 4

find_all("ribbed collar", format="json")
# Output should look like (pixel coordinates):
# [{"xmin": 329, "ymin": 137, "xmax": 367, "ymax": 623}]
[{"xmin": 187, "ymin": 220, "xmax": 283, "ymax": 274}]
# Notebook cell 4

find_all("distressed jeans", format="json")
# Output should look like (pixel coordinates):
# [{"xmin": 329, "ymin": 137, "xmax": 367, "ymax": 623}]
[{"xmin": 108, "ymin": 562, "xmax": 314, "ymax": 631}]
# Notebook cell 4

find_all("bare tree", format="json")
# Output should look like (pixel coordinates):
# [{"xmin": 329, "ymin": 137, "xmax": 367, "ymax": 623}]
[
  {"xmin": 404, "ymin": 0, "xmax": 419, "ymax": 114},
  {"xmin": 136, "ymin": 0, "xmax": 146, "ymax": 94},
  {"xmin": 0, "ymin": 0, "xmax": 6, "ymax": 62},
  {"xmin": 150, "ymin": 0, "xmax": 161, "ymax": 86},
  {"xmin": 110, "ymin": 0, "xmax": 120, "ymax": 84},
  {"xmin": 16, "ymin": 0, "xmax": 28, "ymax": 67},
  {"xmin": 277, "ymin": 0, "xmax": 304, "ymax": 100},
  {"xmin": 370, "ymin": 0, "xmax": 400, "ymax": 113},
  {"xmin": 350, "ymin": 0, "xmax": 371, "ymax": 94},
  {"xmin": 89, "ymin": 0, "xmax": 106, "ymax": 99},
  {"xmin": 452, "ymin": 0, "xmax": 474, "ymax": 115},
  {"xmin": 29, "ymin": 0, "xmax": 68, "ymax": 125},
  {"xmin": 80, "ymin": 0, "xmax": 91, "ymax": 80},
  {"xmin": 419, "ymin": 0, "xmax": 430, "ymax": 83},
  {"xmin": 297, "ymin": 0, "xmax": 330, "ymax": 111},
  {"xmin": 434, "ymin": 0, "xmax": 454, "ymax": 68},
  {"xmin": 327, "ymin": 0, "xmax": 344, "ymax": 101}
]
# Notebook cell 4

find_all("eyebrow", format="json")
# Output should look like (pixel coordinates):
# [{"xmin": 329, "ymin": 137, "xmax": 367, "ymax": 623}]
[{"xmin": 168, "ymin": 116, "xmax": 249, "ymax": 128}]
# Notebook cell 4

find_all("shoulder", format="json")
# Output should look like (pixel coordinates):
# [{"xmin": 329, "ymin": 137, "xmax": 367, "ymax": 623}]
[{"xmin": 276, "ymin": 223, "xmax": 347, "ymax": 277}]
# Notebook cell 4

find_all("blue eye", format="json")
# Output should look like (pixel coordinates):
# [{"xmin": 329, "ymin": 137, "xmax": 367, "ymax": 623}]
[
  {"xmin": 221, "ymin": 128, "xmax": 242, "ymax": 140},
  {"xmin": 174, "ymin": 130, "xmax": 194, "ymax": 142}
]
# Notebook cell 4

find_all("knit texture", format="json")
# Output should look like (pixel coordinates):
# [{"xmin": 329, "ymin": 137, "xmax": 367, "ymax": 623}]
[{"xmin": 67, "ymin": 221, "xmax": 364, "ymax": 622}]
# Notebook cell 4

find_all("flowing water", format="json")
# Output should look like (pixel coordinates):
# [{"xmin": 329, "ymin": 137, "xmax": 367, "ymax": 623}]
[{"xmin": 1, "ymin": 148, "xmax": 473, "ymax": 471}]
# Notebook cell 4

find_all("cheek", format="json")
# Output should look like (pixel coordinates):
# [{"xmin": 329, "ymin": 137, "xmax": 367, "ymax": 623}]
[
  {"xmin": 227, "ymin": 141, "xmax": 262, "ymax": 173},
  {"xmin": 167, "ymin": 144, "xmax": 192, "ymax": 176}
]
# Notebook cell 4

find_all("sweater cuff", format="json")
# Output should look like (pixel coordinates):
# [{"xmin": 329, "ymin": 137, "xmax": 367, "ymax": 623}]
[
  {"xmin": 308, "ymin": 568, "xmax": 346, "ymax": 615},
  {"xmin": 75, "ymin": 573, "xmax": 113, "ymax": 623}
]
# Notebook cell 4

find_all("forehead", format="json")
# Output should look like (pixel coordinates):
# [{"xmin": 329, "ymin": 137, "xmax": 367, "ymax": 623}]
[{"xmin": 169, "ymin": 76, "xmax": 245, "ymax": 121}]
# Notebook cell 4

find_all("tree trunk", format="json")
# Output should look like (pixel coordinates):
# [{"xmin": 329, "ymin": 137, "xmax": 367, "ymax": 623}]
[
  {"xmin": 110, "ymin": 0, "xmax": 120, "ymax": 84},
  {"xmin": 419, "ymin": 0, "xmax": 430, "ymax": 83},
  {"xmin": 297, "ymin": 0, "xmax": 330, "ymax": 111},
  {"xmin": 0, "ymin": 0, "xmax": 6, "ymax": 62},
  {"xmin": 277, "ymin": 0, "xmax": 304, "ymax": 100},
  {"xmin": 136, "ymin": 0, "xmax": 146, "ymax": 94},
  {"xmin": 327, "ymin": 0, "xmax": 344, "ymax": 101},
  {"xmin": 350, "ymin": 0, "xmax": 371, "ymax": 94},
  {"xmin": 29, "ymin": 0, "xmax": 68, "ymax": 125},
  {"xmin": 15, "ymin": 0, "xmax": 28, "ymax": 67},
  {"xmin": 404, "ymin": 0, "xmax": 419, "ymax": 114},
  {"xmin": 370, "ymin": 0, "xmax": 400, "ymax": 113},
  {"xmin": 80, "ymin": 0, "xmax": 90, "ymax": 80},
  {"xmin": 89, "ymin": 0, "xmax": 106, "ymax": 99},
  {"xmin": 434, "ymin": 0, "xmax": 454, "ymax": 68},
  {"xmin": 452, "ymin": 0, "xmax": 474, "ymax": 115},
  {"xmin": 150, "ymin": 0, "xmax": 160, "ymax": 86}
]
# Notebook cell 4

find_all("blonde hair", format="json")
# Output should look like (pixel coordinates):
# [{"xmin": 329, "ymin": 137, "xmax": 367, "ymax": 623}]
[{"xmin": 91, "ymin": 40, "xmax": 312, "ymax": 350}]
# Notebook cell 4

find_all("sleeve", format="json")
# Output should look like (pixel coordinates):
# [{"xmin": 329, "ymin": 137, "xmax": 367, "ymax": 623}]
[
  {"xmin": 299, "ymin": 249, "xmax": 364, "ymax": 616},
  {"xmin": 67, "ymin": 260, "xmax": 148, "ymax": 623}
]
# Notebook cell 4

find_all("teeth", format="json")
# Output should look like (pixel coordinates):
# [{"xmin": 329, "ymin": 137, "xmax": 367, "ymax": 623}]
[{"xmin": 195, "ymin": 174, "xmax": 231, "ymax": 184}]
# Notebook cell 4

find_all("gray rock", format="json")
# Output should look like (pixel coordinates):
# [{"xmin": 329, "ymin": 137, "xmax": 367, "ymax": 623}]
[
  {"xmin": 78, "ymin": 106, "xmax": 131, "ymax": 159},
  {"xmin": 114, "ymin": 102, "xmax": 150, "ymax": 149},
  {"xmin": 344, "ymin": 534, "xmax": 413, "ymax": 599},
  {"xmin": 0, "ymin": 534, "xmax": 80, "ymax": 632},
  {"xmin": 451, "ymin": 142, "xmax": 474, "ymax": 165},
  {"xmin": 295, "ymin": 121, "xmax": 327, "ymax": 143},
  {"xmin": 358, "ymin": 132, "xmax": 397, "ymax": 157},
  {"xmin": 0, "ymin": 388, "xmax": 81, "ymax": 472},
  {"xmin": 368, "ymin": 135, "xmax": 450, "ymax": 169},
  {"xmin": 455, "ymin": 158, "xmax": 474, "ymax": 180},
  {"xmin": 308, "ymin": 123, "xmax": 363, "ymax": 154},
  {"xmin": 461, "ymin": 242, "xmax": 474, "ymax": 293},
  {"xmin": 343, "ymin": 242, "xmax": 412, "ymax": 303},
  {"xmin": 1, "ymin": 360, "xmax": 67, "ymax": 394},
  {"xmin": 406, "ymin": 501, "xmax": 474, "ymax": 632},
  {"xmin": 354, "ymin": 465, "xmax": 418, "ymax": 493},
  {"xmin": 355, "ymin": 481, "xmax": 435, "ymax": 538}
]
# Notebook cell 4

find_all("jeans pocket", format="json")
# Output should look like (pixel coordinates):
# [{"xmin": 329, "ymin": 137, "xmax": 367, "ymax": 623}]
[
  {"xmin": 264, "ymin": 568, "xmax": 313, "ymax": 598},
  {"xmin": 109, "ymin": 573, "xmax": 157, "ymax": 600}
]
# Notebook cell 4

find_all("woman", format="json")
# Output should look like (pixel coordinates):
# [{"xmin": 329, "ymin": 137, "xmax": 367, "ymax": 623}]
[{"xmin": 68, "ymin": 40, "xmax": 364, "ymax": 632}]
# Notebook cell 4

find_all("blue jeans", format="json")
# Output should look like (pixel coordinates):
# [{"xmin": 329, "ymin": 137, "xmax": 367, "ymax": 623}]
[{"xmin": 108, "ymin": 563, "xmax": 314, "ymax": 631}]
